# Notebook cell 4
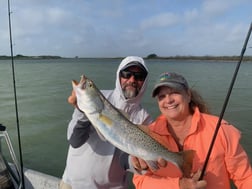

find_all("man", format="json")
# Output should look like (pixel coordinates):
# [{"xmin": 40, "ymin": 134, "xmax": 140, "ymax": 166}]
[{"xmin": 60, "ymin": 56, "xmax": 153, "ymax": 189}]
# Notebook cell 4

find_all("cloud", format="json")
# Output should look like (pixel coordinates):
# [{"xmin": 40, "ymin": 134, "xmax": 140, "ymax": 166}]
[
  {"xmin": 184, "ymin": 9, "xmax": 199, "ymax": 23},
  {"xmin": 1, "ymin": 0, "xmax": 251, "ymax": 57},
  {"xmin": 140, "ymin": 12, "xmax": 180, "ymax": 30}
]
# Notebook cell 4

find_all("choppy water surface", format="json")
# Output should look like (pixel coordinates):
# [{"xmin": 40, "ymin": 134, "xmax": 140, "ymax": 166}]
[{"xmin": 0, "ymin": 58, "xmax": 251, "ymax": 178}]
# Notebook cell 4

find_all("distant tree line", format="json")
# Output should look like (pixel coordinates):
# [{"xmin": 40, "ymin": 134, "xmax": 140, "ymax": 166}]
[
  {"xmin": 0, "ymin": 54, "xmax": 62, "ymax": 59},
  {"xmin": 146, "ymin": 54, "xmax": 252, "ymax": 61},
  {"xmin": 1, "ymin": 53, "xmax": 252, "ymax": 61}
]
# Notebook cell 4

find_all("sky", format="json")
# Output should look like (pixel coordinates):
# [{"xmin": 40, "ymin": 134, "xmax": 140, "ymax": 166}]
[{"xmin": 0, "ymin": 0, "xmax": 252, "ymax": 58}]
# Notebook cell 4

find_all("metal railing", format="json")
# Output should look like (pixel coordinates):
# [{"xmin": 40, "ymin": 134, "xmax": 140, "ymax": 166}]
[{"xmin": 0, "ymin": 124, "xmax": 22, "ymax": 189}]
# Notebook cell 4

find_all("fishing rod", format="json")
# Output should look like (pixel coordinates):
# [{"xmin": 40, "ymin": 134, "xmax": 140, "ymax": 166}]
[
  {"xmin": 7, "ymin": 0, "xmax": 26, "ymax": 188},
  {"xmin": 199, "ymin": 22, "xmax": 252, "ymax": 181}
]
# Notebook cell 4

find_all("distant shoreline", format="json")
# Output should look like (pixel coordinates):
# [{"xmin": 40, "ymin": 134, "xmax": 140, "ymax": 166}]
[{"xmin": 1, "ymin": 55, "xmax": 252, "ymax": 61}]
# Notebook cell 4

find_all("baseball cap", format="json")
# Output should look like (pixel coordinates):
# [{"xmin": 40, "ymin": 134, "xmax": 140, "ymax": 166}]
[
  {"xmin": 152, "ymin": 72, "xmax": 189, "ymax": 97},
  {"xmin": 122, "ymin": 61, "xmax": 147, "ymax": 73}
]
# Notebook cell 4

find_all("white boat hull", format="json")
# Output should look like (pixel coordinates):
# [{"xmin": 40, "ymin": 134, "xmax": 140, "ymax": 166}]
[
  {"xmin": 9, "ymin": 164, "xmax": 60, "ymax": 189},
  {"xmin": 22, "ymin": 168, "xmax": 60, "ymax": 189}
]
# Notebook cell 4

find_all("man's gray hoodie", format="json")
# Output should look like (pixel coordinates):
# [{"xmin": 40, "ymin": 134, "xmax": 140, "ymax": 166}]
[{"xmin": 62, "ymin": 56, "xmax": 152, "ymax": 189}]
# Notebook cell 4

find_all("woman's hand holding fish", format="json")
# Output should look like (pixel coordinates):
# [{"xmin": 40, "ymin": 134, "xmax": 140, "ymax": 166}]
[
  {"xmin": 131, "ymin": 155, "xmax": 207, "ymax": 188},
  {"xmin": 131, "ymin": 156, "xmax": 148, "ymax": 170},
  {"xmin": 130, "ymin": 156, "xmax": 167, "ymax": 171},
  {"xmin": 179, "ymin": 170, "xmax": 207, "ymax": 189}
]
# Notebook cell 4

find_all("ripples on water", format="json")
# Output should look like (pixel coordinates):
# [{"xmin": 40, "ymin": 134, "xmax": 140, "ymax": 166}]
[{"xmin": 0, "ymin": 58, "xmax": 251, "ymax": 178}]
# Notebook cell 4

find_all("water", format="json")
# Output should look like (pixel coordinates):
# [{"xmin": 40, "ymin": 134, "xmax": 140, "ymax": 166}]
[{"xmin": 0, "ymin": 58, "xmax": 251, "ymax": 180}]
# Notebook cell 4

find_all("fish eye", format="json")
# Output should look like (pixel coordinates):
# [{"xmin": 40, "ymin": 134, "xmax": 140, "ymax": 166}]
[{"xmin": 88, "ymin": 80, "xmax": 93, "ymax": 88}]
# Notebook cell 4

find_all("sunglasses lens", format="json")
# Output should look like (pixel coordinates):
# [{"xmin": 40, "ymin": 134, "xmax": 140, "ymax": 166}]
[
  {"xmin": 120, "ymin": 71, "xmax": 132, "ymax": 79},
  {"xmin": 134, "ymin": 72, "xmax": 146, "ymax": 81},
  {"xmin": 120, "ymin": 71, "xmax": 146, "ymax": 81}
]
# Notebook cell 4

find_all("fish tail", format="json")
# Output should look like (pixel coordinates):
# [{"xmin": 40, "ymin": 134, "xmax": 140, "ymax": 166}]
[{"xmin": 181, "ymin": 150, "xmax": 195, "ymax": 178}]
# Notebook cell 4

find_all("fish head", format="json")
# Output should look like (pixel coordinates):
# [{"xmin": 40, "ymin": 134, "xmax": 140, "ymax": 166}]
[{"xmin": 72, "ymin": 75, "xmax": 104, "ymax": 114}]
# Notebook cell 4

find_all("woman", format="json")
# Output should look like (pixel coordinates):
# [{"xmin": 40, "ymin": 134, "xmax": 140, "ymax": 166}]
[{"xmin": 133, "ymin": 72, "xmax": 252, "ymax": 189}]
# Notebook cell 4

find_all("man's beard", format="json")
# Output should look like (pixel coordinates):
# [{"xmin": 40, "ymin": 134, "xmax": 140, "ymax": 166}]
[{"xmin": 122, "ymin": 84, "xmax": 139, "ymax": 99}]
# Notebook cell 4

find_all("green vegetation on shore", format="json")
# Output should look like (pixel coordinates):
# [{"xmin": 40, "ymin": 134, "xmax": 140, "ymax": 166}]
[
  {"xmin": 1, "ymin": 54, "xmax": 252, "ymax": 61},
  {"xmin": 145, "ymin": 54, "xmax": 252, "ymax": 61},
  {"xmin": 0, "ymin": 54, "xmax": 61, "ymax": 60}
]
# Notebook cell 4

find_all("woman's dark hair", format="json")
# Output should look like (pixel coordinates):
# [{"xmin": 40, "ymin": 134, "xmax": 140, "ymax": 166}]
[{"xmin": 189, "ymin": 89, "xmax": 210, "ymax": 114}]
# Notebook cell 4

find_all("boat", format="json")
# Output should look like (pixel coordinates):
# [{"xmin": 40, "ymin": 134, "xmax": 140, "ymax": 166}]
[{"xmin": 0, "ymin": 124, "xmax": 60, "ymax": 189}]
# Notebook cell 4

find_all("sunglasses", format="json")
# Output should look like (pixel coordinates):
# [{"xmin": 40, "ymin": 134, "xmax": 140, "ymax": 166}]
[{"xmin": 120, "ymin": 70, "xmax": 147, "ymax": 81}]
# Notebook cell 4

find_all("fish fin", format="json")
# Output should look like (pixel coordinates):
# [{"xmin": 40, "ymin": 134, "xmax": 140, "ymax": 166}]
[
  {"xmin": 138, "ymin": 125, "xmax": 168, "ymax": 149},
  {"xmin": 99, "ymin": 114, "xmax": 113, "ymax": 126},
  {"xmin": 180, "ymin": 150, "xmax": 195, "ymax": 178},
  {"xmin": 119, "ymin": 110, "xmax": 130, "ymax": 120},
  {"xmin": 138, "ymin": 125, "xmax": 149, "ymax": 133},
  {"xmin": 95, "ymin": 114, "xmax": 112, "ymax": 141}
]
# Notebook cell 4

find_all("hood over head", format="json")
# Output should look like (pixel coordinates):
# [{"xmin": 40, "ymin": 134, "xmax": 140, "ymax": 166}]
[{"xmin": 114, "ymin": 56, "xmax": 149, "ymax": 104}]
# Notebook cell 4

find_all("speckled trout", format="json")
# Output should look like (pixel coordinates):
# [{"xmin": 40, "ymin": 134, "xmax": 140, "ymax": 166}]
[{"xmin": 72, "ymin": 75, "xmax": 195, "ymax": 177}]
